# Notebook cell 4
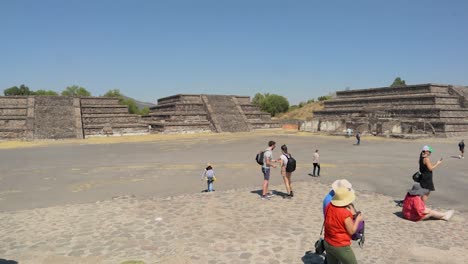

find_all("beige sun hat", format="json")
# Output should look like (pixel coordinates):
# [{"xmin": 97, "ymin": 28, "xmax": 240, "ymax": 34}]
[
  {"xmin": 331, "ymin": 179, "xmax": 353, "ymax": 192},
  {"xmin": 331, "ymin": 187, "xmax": 356, "ymax": 207}
]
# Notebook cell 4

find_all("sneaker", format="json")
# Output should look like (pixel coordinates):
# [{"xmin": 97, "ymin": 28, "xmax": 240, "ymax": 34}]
[
  {"xmin": 290, "ymin": 191, "xmax": 294, "ymax": 197},
  {"xmin": 442, "ymin": 210, "xmax": 454, "ymax": 221},
  {"xmin": 266, "ymin": 192, "xmax": 275, "ymax": 198},
  {"xmin": 261, "ymin": 195, "xmax": 270, "ymax": 200}
]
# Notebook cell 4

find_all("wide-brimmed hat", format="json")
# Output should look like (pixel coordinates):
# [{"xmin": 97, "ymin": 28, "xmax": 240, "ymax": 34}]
[
  {"xmin": 422, "ymin": 145, "xmax": 434, "ymax": 153},
  {"xmin": 408, "ymin": 183, "xmax": 430, "ymax": 196},
  {"xmin": 331, "ymin": 187, "xmax": 356, "ymax": 207},
  {"xmin": 331, "ymin": 179, "xmax": 354, "ymax": 192}
]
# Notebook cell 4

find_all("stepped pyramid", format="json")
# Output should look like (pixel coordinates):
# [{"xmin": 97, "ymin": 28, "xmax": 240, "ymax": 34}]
[
  {"xmin": 312, "ymin": 84, "xmax": 468, "ymax": 137},
  {"xmin": 0, "ymin": 96, "xmax": 148, "ymax": 140},
  {"xmin": 143, "ymin": 94, "xmax": 280, "ymax": 133}
]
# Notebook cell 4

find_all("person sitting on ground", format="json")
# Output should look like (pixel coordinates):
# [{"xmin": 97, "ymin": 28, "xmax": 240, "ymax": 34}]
[
  {"xmin": 402, "ymin": 183, "xmax": 454, "ymax": 221},
  {"xmin": 324, "ymin": 187, "xmax": 363, "ymax": 264}
]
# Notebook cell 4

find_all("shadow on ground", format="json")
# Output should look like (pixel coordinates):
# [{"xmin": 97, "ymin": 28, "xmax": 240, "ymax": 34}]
[
  {"xmin": 0, "ymin": 259, "xmax": 18, "ymax": 264},
  {"xmin": 301, "ymin": 251, "xmax": 325, "ymax": 264}
]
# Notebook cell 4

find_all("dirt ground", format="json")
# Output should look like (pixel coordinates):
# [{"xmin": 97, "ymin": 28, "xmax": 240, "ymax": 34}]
[{"xmin": 0, "ymin": 130, "xmax": 466, "ymax": 213}]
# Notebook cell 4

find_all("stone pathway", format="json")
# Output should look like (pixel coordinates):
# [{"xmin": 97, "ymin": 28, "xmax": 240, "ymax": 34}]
[{"xmin": 0, "ymin": 180, "xmax": 467, "ymax": 264}]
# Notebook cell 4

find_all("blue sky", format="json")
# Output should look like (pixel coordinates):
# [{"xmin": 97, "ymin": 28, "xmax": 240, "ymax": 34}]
[{"xmin": 1, "ymin": 0, "xmax": 468, "ymax": 104}]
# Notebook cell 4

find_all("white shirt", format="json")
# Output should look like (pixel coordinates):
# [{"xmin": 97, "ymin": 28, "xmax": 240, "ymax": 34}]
[
  {"xmin": 280, "ymin": 153, "xmax": 289, "ymax": 167},
  {"xmin": 313, "ymin": 152, "xmax": 320, "ymax": 163}
]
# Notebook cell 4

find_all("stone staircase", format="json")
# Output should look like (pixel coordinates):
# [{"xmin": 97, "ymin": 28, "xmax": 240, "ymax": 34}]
[
  {"xmin": 202, "ymin": 95, "xmax": 251, "ymax": 132},
  {"xmin": 312, "ymin": 84, "xmax": 468, "ymax": 137},
  {"xmin": 80, "ymin": 97, "xmax": 149, "ymax": 137},
  {"xmin": 143, "ymin": 94, "xmax": 279, "ymax": 133},
  {"xmin": 143, "ymin": 95, "xmax": 212, "ymax": 134}
]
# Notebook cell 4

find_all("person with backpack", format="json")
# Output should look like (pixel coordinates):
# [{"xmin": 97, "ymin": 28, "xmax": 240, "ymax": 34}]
[
  {"xmin": 259, "ymin": 141, "xmax": 277, "ymax": 200},
  {"xmin": 324, "ymin": 187, "xmax": 363, "ymax": 264},
  {"xmin": 279, "ymin": 144, "xmax": 296, "ymax": 198},
  {"xmin": 459, "ymin": 139, "xmax": 465, "ymax": 159}
]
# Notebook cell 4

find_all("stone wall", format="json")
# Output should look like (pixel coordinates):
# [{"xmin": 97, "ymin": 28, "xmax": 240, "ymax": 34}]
[
  {"xmin": 310, "ymin": 84, "xmax": 468, "ymax": 137},
  {"xmin": 33, "ymin": 96, "xmax": 81, "ymax": 139},
  {"xmin": 0, "ymin": 96, "xmax": 148, "ymax": 140}
]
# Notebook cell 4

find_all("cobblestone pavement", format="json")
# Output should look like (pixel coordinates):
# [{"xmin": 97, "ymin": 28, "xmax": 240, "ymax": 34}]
[{"xmin": 1, "ymin": 180, "xmax": 466, "ymax": 264}]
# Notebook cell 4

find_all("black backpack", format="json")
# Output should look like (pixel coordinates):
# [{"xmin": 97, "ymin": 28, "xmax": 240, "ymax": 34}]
[
  {"xmin": 256, "ymin": 151, "xmax": 265, "ymax": 165},
  {"xmin": 285, "ymin": 154, "xmax": 296, "ymax": 172}
]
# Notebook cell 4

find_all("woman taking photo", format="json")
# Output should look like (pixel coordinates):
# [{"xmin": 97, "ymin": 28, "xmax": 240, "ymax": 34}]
[
  {"xmin": 324, "ymin": 187, "xmax": 363, "ymax": 264},
  {"xmin": 419, "ymin": 145, "xmax": 442, "ymax": 191}
]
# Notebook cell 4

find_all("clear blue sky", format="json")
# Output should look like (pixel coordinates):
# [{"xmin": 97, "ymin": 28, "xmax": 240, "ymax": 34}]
[{"xmin": 1, "ymin": 0, "xmax": 468, "ymax": 104}]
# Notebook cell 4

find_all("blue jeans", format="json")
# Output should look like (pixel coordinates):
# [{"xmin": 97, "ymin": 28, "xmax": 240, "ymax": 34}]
[{"xmin": 207, "ymin": 179, "xmax": 214, "ymax": 192}]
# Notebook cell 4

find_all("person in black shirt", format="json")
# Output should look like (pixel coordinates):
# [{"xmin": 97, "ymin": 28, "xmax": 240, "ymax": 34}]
[
  {"xmin": 459, "ymin": 140, "xmax": 465, "ymax": 159},
  {"xmin": 419, "ymin": 145, "xmax": 442, "ymax": 191}
]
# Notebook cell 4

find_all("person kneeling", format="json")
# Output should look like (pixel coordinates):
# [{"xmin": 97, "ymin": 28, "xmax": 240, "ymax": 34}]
[{"xmin": 402, "ymin": 183, "xmax": 454, "ymax": 221}]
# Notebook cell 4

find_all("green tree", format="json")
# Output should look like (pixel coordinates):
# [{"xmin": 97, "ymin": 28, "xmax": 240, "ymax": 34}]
[
  {"xmin": 390, "ymin": 77, "xmax": 406, "ymax": 87},
  {"xmin": 139, "ymin": 107, "xmax": 150, "ymax": 116},
  {"xmin": 318, "ymin": 95, "xmax": 332, "ymax": 101},
  {"xmin": 103, "ymin": 89, "xmax": 149, "ymax": 115},
  {"xmin": 61, "ymin": 85, "xmax": 91, "ymax": 96},
  {"xmin": 252, "ymin": 93, "xmax": 265, "ymax": 107},
  {"xmin": 103, "ymin": 89, "xmax": 123, "ymax": 98},
  {"xmin": 33, "ymin": 90, "xmax": 58, "ymax": 96},
  {"xmin": 259, "ymin": 94, "xmax": 289, "ymax": 116},
  {"xmin": 252, "ymin": 93, "xmax": 289, "ymax": 116},
  {"xmin": 4, "ymin": 84, "xmax": 33, "ymax": 96}
]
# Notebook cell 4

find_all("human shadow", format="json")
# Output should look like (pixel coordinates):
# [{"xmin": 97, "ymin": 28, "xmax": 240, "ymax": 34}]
[
  {"xmin": 250, "ymin": 189, "xmax": 263, "ymax": 197},
  {"xmin": 301, "ymin": 251, "xmax": 325, "ymax": 264},
  {"xmin": 393, "ymin": 211, "xmax": 404, "ymax": 219},
  {"xmin": 449, "ymin": 155, "xmax": 461, "ymax": 159},
  {"xmin": 271, "ymin": 190, "xmax": 291, "ymax": 198},
  {"xmin": 0, "ymin": 259, "xmax": 18, "ymax": 264}
]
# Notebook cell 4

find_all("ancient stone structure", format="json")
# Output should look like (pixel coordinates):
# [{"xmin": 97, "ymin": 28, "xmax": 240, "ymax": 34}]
[
  {"xmin": 0, "ymin": 96, "xmax": 148, "ymax": 140},
  {"xmin": 143, "ymin": 94, "xmax": 280, "ymax": 133},
  {"xmin": 307, "ymin": 84, "xmax": 468, "ymax": 137}
]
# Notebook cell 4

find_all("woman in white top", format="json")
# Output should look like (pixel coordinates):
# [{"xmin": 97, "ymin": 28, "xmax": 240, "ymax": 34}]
[{"xmin": 279, "ymin": 144, "xmax": 294, "ymax": 198}]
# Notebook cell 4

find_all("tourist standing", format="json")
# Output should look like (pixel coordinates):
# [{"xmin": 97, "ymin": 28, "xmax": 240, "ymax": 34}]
[
  {"xmin": 419, "ymin": 145, "xmax": 442, "ymax": 191},
  {"xmin": 323, "ymin": 179, "xmax": 353, "ymax": 215},
  {"xmin": 311, "ymin": 149, "xmax": 320, "ymax": 176},
  {"xmin": 279, "ymin": 144, "xmax": 293, "ymax": 198},
  {"xmin": 324, "ymin": 187, "xmax": 363, "ymax": 264},
  {"xmin": 459, "ymin": 140, "xmax": 465, "ymax": 159},
  {"xmin": 402, "ymin": 183, "xmax": 454, "ymax": 221},
  {"xmin": 355, "ymin": 132, "xmax": 361, "ymax": 145},
  {"xmin": 201, "ymin": 163, "xmax": 216, "ymax": 192},
  {"xmin": 261, "ymin": 141, "xmax": 277, "ymax": 200}
]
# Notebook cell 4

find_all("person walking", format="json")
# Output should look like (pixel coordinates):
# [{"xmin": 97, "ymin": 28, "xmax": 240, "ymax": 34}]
[
  {"xmin": 279, "ymin": 144, "xmax": 294, "ymax": 198},
  {"xmin": 355, "ymin": 132, "xmax": 361, "ymax": 145},
  {"xmin": 459, "ymin": 140, "xmax": 465, "ymax": 159},
  {"xmin": 419, "ymin": 145, "xmax": 442, "ymax": 191},
  {"xmin": 402, "ymin": 183, "xmax": 454, "ymax": 221},
  {"xmin": 311, "ymin": 149, "xmax": 320, "ymax": 176},
  {"xmin": 261, "ymin": 141, "xmax": 277, "ymax": 200},
  {"xmin": 201, "ymin": 163, "xmax": 216, "ymax": 192},
  {"xmin": 323, "ymin": 187, "xmax": 363, "ymax": 264}
]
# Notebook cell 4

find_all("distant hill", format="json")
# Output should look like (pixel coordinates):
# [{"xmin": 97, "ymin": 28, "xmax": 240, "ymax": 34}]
[
  {"xmin": 275, "ymin": 101, "xmax": 325, "ymax": 120},
  {"xmin": 122, "ymin": 96, "xmax": 156, "ymax": 110}
]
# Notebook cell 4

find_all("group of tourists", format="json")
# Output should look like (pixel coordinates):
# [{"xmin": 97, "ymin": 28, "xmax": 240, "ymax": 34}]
[
  {"xmin": 259, "ymin": 141, "xmax": 295, "ymax": 200},
  {"xmin": 198, "ymin": 138, "xmax": 463, "ymax": 264},
  {"xmin": 401, "ymin": 145, "xmax": 455, "ymax": 222}
]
